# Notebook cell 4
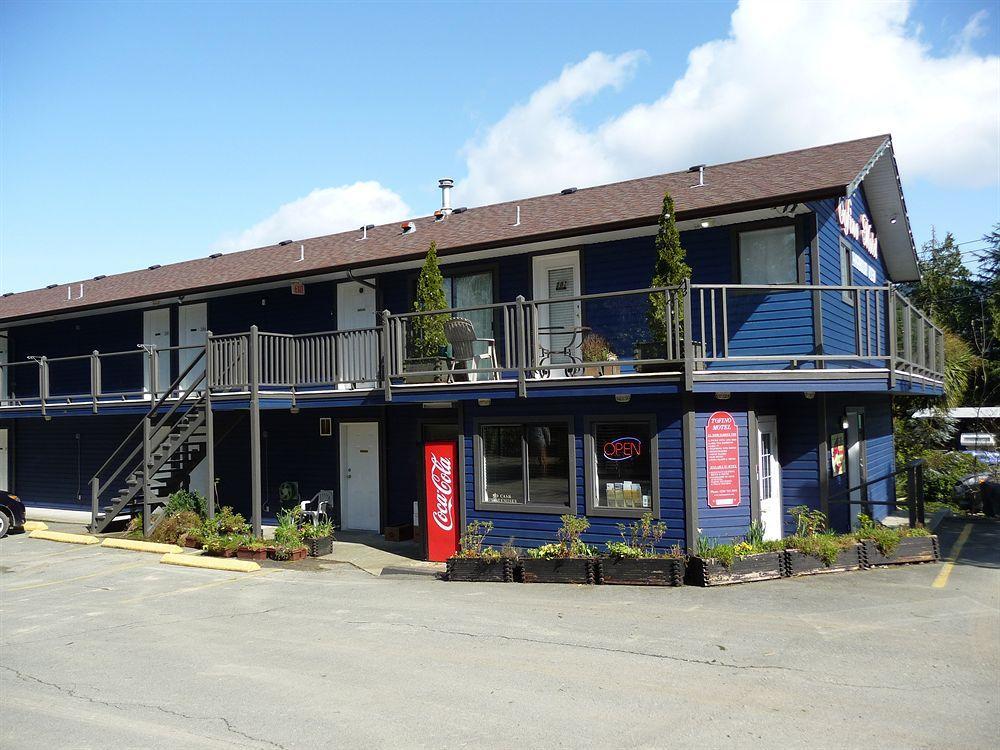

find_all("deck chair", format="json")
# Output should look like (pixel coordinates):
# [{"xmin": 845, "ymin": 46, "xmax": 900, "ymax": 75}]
[
  {"xmin": 443, "ymin": 317, "xmax": 499, "ymax": 382},
  {"xmin": 299, "ymin": 489, "xmax": 335, "ymax": 526}
]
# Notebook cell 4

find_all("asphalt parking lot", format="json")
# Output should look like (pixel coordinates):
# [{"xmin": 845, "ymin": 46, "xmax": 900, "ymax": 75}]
[{"xmin": 1, "ymin": 517, "xmax": 997, "ymax": 749}]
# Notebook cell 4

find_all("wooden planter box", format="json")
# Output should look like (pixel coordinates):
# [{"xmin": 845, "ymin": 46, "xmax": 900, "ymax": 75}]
[
  {"xmin": 205, "ymin": 547, "xmax": 237, "ymax": 558},
  {"xmin": 686, "ymin": 552, "xmax": 784, "ymax": 586},
  {"xmin": 784, "ymin": 544, "xmax": 862, "ymax": 576},
  {"xmin": 518, "ymin": 558, "xmax": 595, "ymax": 584},
  {"xmin": 236, "ymin": 547, "xmax": 267, "ymax": 561},
  {"xmin": 266, "ymin": 546, "xmax": 309, "ymax": 562},
  {"xmin": 306, "ymin": 535, "xmax": 334, "ymax": 557},
  {"xmin": 446, "ymin": 557, "xmax": 515, "ymax": 583},
  {"xmin": 861, "ymin": 535, "xmax": 940, "ymax": 567},
  {"xmin": 181, "ymin": 536, "xmax": 202, "ymax": 549},
  {"xmin": 402, "ymin": 357, "xmax": 448, "ymax": 384},
  {"xmin": 597, "ymin": 556, "xmax": 685, "ymax": 586}
]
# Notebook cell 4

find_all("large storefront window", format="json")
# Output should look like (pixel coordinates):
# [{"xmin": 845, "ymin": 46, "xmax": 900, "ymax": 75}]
[
  {"xmin": 478, "ymin": 420, "xmax": 573, "ymax": 512},
  {"xmin": 585, "ymin": 418, "xmax": 657, "ymax": 517}
]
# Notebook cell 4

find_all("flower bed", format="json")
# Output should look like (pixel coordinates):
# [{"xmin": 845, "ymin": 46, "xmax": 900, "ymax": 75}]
[
  {"xmin": 446, "ymin": 521, "xmax": 518, "ymax": 582},
  {"xmin": 596, "ymin": 514, "xmax": 685, "ymax": 586},
  {"xmin": 860, "ymin": 535, "xmax": 940, "ymax": 567},
  {"xmin": 687, "ymin": 551, "xmax": 785, "ymax": 586}
]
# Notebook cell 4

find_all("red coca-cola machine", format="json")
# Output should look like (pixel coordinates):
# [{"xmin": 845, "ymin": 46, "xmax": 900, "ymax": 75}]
[{"xmin": 423, "ymin": 440, "xmax": 460, "ymax": 561}]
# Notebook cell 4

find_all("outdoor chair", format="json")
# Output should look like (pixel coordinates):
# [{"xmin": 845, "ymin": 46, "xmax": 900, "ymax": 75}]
[
  {"xmin": 299, "ymin": 489, "xmax": 335, "ymax": 526},
  {"xmin": 443, "ymin": 317, "xmax": 499, "ymax": 382}
]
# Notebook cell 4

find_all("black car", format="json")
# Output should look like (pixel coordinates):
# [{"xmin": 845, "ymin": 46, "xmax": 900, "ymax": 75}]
[
  {"xmin": 953, "ymin": 473, "xmax": 999, "ymax": 517},
  {"xmin": 0, "ymin": 491, "xmax": 26, "ymax": 538}
]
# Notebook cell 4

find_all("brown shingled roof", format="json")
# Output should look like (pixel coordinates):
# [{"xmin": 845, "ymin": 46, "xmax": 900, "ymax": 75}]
[{"xmin": 0, "ymin": 134, "xmax": 889, "ymax": 324}]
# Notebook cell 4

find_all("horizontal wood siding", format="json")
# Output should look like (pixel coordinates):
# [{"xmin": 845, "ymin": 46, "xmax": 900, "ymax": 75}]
[
  {"xmin": 695, "ymin": 396, "xmax": 752, "ymax": 541},
  {"xmin": 775, "ymin": 398, "xmax": 821, "ymax": 534},
  {"xmin": 208, "ymin": 281, "xmax": 337, "ymax": 335},
  {"xmin": 463, "ymin": 396, "xmax": 685, "ymax": 552}
]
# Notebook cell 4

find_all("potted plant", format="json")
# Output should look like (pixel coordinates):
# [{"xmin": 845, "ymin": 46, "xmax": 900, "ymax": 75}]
[
  {"xmin": 236, "ymin": 535, "xmax": 268, "ymax": 561},
  {"xmin": 687, "ymin": 522, "xmax": 785, "ymax": 586},
  {"xmin": 597, "ymin": 513, "xmax": 685, "ymax": 586},
  {"xmin": 519, "ymin": 515, "xmax": 595, "ymax": 584},
  {"xmin": 403, "ymin": 242, "xmax": 450, "ymax": 384},
  {"xmin": 202, "ymin": 533, "xmax": 240, "ymax": 558},
  {"xmin": 635, "ymin": 192, "xmax": 691, "ymax": 372},
  {"xmin": 854, "ymin": 514, "xmax": 939, "ymax": 567},
  {"xmin": 301, "ymin": 520, "xmax": 335, "ymax": 557},
  {"xmin": 446, "ymin": 521, "xmax": 517, "ymax": 582},
  {"xmin": 581, "ymin": 333, "xmax": 620, "ymax": 377},
  {"xmin": 269, "ymin": 508, "xmax": 309, "ymax": 561},
  {"xmin": 782, "ymin": 506, "xmax": 861, "ymax": 576}
]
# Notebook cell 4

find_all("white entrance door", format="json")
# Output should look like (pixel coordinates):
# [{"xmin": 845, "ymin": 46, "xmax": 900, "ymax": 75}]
[
  {"xmin": 846, "ymin": 408, "xmax": 866, "ymax": 529},
  {"xmin": 532, "ymin": 251, "xmax": 582, "ymax": 377},
  {"xmin": 142, "ymin": 308, "xmax": 171, "ymax": 397},
  {"xmin": 0, "ymin": 428, "xmax": 9, "ymax": 491},
  {"xmin": 0, "ymin": 331, "xmax": 8, "ymax": 404},
  {"xmin": 757, "ymin": 416, "xmax": 783, "ymax": 540},
  {"xmin": 340, "ymin": 421, "xmax": 380, "ymax": 531},
  {"xmin": 336, "ymin": 280, "xmax": 377, "ymax": 388},
  {"xmin": 178, "ymin": 303, "xmax": 208, "ymax": 391}
]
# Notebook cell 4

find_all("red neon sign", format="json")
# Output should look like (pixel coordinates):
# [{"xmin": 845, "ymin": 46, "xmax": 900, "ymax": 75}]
[{"xmin": 602, "ymin": 437, "xmax": 642, "ymax": 461}]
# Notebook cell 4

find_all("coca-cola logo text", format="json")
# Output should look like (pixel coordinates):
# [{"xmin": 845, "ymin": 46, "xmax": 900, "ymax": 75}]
[{"xmin": 429, "ymin": 452, "xmax": 454, "ymax": 532}]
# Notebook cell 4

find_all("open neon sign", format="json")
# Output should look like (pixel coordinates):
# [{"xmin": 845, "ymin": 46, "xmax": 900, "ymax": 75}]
[{"xmin": 602, "ymin": 437, "xmax": 642, "ymax": 461}]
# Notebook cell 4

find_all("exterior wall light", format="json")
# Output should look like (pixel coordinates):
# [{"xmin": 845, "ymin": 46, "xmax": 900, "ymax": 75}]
[
  {"xmin": 477, "ymin": 398, "xmax": 491, "ymax": 406},
  {"xmin": 614, "ymin": 393, "xmax": 631, "ymax": 403},
  {"xmin": 804, "ymin": 391, "xmax": 815, "ymax": 399},
  {"xmin": 715, "ymin": 391, "xmax": 731, "ymax": 400}
]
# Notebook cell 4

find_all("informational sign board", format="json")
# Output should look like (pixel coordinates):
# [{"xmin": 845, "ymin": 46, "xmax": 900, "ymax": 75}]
[
  {"xmin": 705, "ymin": 411, "xmax": 741, "ymax": 508},
  {"xmin": 830, "ymin": 433, "xmax": 846, "ymax": 476},
  {"xmin": 424, "ymin": 441, "xmax": 459, "ymax": 562}
]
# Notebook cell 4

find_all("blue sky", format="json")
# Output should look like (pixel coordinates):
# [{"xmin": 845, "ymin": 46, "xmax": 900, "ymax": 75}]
[{"xmin": 1, "ymin": 0, "xmax": 998, "ymax": 293}]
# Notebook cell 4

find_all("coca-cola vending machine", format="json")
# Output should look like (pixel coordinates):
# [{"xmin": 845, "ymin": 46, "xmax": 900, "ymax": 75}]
[{"xmin": 423, "ymin": 440, "xmax": 460, "ymax": 562}]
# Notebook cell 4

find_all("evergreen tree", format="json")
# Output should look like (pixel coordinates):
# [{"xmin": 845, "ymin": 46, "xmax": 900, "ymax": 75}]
[
  {"xmin": 647, "ymin": 192, "xmax": 691, "ymax": 343},
  {"xmin": 410, "ymin": 242, "xmax": 449, "ymax": 358},
  {"xmin": 908, "ymin": 231, "xmax": 976, "ymax": 334}
]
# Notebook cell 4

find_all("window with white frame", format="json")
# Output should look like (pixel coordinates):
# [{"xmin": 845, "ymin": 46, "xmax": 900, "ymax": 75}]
[
  {"xmin": 738, "ymin": 225, "xmax": 798, "ymax": 285},
  {"xmin": 477, "ymin": 420, "xmax": 573, "ymax": 512}
]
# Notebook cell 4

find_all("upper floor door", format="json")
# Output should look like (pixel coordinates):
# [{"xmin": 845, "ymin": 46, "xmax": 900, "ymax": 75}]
[
  {"xmin": 532, "ymin": 251, "xmax": 582, "ymax": 377},
  {"xmin": 336, "ymin": 281, "xmax": 377, "ymax": 389},
  {"xmin": 142, "ymin": 308, "xmax": 171, "ymax": 396},
  {"xmin": 179, "ymin": 303, "xmax": 208, "ymax": 391},
  {"xmin": 337, "ymin": 280, "xmax": 376, "ymax": 331}
]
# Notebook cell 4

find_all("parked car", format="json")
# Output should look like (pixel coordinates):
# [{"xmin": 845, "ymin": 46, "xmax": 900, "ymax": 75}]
[
  {"xmin": 953, "ymin": 472, "xmax": 999, "ymax": 517},
  {"xmin": 0, "ymin": 491, "xmax": 26, "ymax": 538}
]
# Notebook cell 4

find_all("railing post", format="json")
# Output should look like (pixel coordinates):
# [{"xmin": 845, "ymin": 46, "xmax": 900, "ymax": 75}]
[
  {"xmin": 515, "ymin": 296, "xmax": 527, "ymax": 398},
  {"xmin": 142, "ymin": 409, "xmax": 152, "ymax": 537},
  {"xmin": 91, "ymin": 350, "xmax": 101, "ymax": 414},
  {"xmin": 204, "ymin": 332, "xmax": 216, "ymax": 520},
  {"xmin": 380, "ymin": 311, "xmax": 393, "ymax": 403},
  {"xmin": 38, "ymin": 356, "xmax": 48, "ymax": 419},
  {"xmin": 682, "ymin": 280, "xmax": 694, "ymax": 391},
  {"xmin": 249, "ymin": 324, "xmax": 262, "ymax": 537},
  {"xmin": 90, "ymin": 476, "xmax": 99, "ymax": 530},
  {"xmin": 906, "ymin": 461, "xmax": 917, "ymax": 528},
  {"xmin": 887, "ymin": 291, "xmax": 897, "ymax": 389},
  {"xmin": 147, "ymin": 346, "xmax": 158, "ymax": 400}
]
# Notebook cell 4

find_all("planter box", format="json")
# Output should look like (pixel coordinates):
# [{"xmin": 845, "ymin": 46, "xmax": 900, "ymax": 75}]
[
  {"xmin": 597, "ymin": 556, "xmax": 685, "ymax": 586},
  {"xmin": 686, "ymin": 552, "xmax": 784, "ymax": 586},
  {"xmin": 236, "ymin": 547, "xmax": 267, "ymax": 561},
  {"xmin": 402, "ymin": 357, "xmax": 448, "ymax": 384},
  {"xmin": 633, "ymin": 342, "xmax": 669, "ymax": 373},
  {"xmin": 583, "ymin": 363, "xmax": 622, "ymax": 377},
  {"xmin": 205, "ymin": 547, "xmax": 236, "ymax": 558},
  {"xmin": 518, "ymin": 558, "xmax": 594, "ymax": 584},
  {"xmin": 784, "ymin": 544, "xmax": 862, "ymax": 576},
  {"xmin": 307, "ymin": 535, "xmax": 334, "ymax": 557},
  {"xmin": 266, "ymin": 546, "xmax": 308, "ymax": 561},
  {"xmin": 446, "ymin": 557, "xmax": 515, "ymax": 583},
  {"xmin": 181, "ymin": 536, "xmax": 202, "ymax": 549},
  {"xmin": 861, "ymin": 535, "xmax": 940, "ymax": 567}
]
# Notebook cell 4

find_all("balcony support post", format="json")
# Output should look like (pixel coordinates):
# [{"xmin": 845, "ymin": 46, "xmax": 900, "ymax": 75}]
[
  {"xmin": 682, "ymin": 280, "xmax": 694, "ymax": 391},
  {"xmin": 380, "ymin": 311, "xmax": 393, "ymax": 403},
  {"xmin": 90, "ymin": 351, "xmax": 101, "ymax": 413},
  {"xmin": 515, "ymin": 296, "xmax": 527, "ymax": 398},
  {"xmin": 887, "ymin": 291, "xmax": 897, "ymax": 389},
  {"xmin": 205, "ymin": 331, "xmax": 216, "ymax": 520},
  {"xmin": 249, "ymin": 325, "xmax": 262, "ymax": 537}
]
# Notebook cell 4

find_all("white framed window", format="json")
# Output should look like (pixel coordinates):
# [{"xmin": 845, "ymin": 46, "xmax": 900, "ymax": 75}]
[{"xmin": 738, "ymin": 225, "xmax": 798, "ymax": 285}]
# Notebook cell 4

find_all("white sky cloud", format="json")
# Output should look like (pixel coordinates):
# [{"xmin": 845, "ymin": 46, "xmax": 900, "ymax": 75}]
[
  {"xmin": 458, "ymin": 0, "xmax": 1000, "ymax": 207},
  {"xmin": 217, "ymin": 181, "xmax": 411, "ymax": 252}
]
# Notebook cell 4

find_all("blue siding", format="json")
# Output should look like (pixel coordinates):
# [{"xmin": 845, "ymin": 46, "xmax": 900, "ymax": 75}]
[
  {"xmin": 582, "ymin": 237, "xmax": 656, "ymax": 361},
  {"xmin": 695, "ymin": 396, "xmax": 752, "ymax": 541},
  {"xmin": 775, "ymin": 398, "xmax": 821, "ymax": 534},
  {"xmin": 462, "ymin": 396, "xmax": 685, "ymax": 552},
  {"xmin": 209, "ymin": 281, "xmax": 337, "ymax": 335}
]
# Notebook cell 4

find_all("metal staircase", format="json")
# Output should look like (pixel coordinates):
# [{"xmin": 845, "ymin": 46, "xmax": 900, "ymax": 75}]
[{"xmin": 89, "ymin": 348, "xmax": 214, "ymax": 534}]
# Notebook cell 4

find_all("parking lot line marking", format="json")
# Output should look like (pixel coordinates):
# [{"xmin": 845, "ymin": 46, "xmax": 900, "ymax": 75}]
[
  {"xmin": 5, "ymin": 561, "xmax": 150, "ymax": 592},
  {"xmin": 121, "ymin": 568, "xmax": 278, "ymax": 604},
  {"xmin": 932, "ymin": 523, "xmax": 972, "ymax": 589}
]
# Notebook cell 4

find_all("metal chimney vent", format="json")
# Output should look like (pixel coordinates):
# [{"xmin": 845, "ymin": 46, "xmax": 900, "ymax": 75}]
[{"xmin": 438, "ymin": 178, "xmax": 454, "ymax": 215}]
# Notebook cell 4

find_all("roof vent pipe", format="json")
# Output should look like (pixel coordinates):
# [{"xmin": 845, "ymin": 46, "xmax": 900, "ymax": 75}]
[
  {"xmin": 689, "ymin": 164, "xmax": 706, "ymax": 187},
  {"xmin": 438, "ymin": 178, "xmax": 454, "ymax": 215},
  {"xmin": 358, "ymin": 224, "xmax": 375, "ymax": 240}
]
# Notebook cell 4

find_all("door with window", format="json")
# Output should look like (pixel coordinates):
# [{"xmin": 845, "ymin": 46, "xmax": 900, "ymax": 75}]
[
  {"xmin": 444, "ymin": 271, "xmax": 494, "ymax": 378},
  {"xmin": 757, "ymin": 416, "xmax": 782, "ymax": 540},
  {"xmin": 340, "ymin": 421, "xmax": 380, "ymax": 531},
  {"xmin": 845, "ymin": 408, "xmax": 867, "ymax": 529},
  {"xmin": 142, "ymin": 308, "xmax": 171, "ymax": 396},
  {"xmin": 532, "ymin": 251, "xmax": 582, "ymax": 377}
]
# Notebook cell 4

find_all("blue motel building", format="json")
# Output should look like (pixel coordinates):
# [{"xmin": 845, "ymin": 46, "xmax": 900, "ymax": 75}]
[{"xmin": 0, "ymin": 135, "xmax": 944, "ymax": 558}]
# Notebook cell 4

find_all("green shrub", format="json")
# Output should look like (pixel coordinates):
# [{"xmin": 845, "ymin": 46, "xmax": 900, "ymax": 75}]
[
  {"xmin": 164, "ymin": 489, "xmax": 208, "ymax": 519},
  {"xmin": 784, "ymin": 532, "xmax": 854, "ymax": 565},
  {"xmin": 150, "ymin": 510, "xmax": 201, "ymax": 544}
]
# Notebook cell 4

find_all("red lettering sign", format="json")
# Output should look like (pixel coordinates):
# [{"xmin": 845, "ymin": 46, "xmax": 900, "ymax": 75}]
[
  {"xmin": 602, "ymin": 437, "xmax": 642, "ymax": 461},
  {"xmin": 424, "ymin": 441, "xmax": 459, "ymax": 561},
  {"xmin": 705, "ymin": 411, "xmax": 741, "ymax": 508}
]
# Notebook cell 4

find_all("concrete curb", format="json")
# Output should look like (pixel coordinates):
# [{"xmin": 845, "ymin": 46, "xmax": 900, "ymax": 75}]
[
  {"xmin": 22, "ymin": 521, "xmax": 49, "ymax": 532},
  {"xmin": 928, "ymin": 507, "xmax": 951, "ymax": 532},
  {"xmin": 160, "ymin": 553, "xmax": 261, "ymax": 573},
  {"xmin": 101, "ymin": 538, "xmax": 183, "ymax": 554},
  {"xmin": 28, "ymin": 529, "xmax": 100, "ymax": 545}
]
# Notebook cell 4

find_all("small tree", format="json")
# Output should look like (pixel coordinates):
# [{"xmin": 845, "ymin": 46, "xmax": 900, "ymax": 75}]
[
  {"xmin": 647, "ymin": 192, "xmax": 691, "ymax": 343},
  {"xmin": 410, "ymin": 242, "xmax": 449, "ymax": 358}
]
